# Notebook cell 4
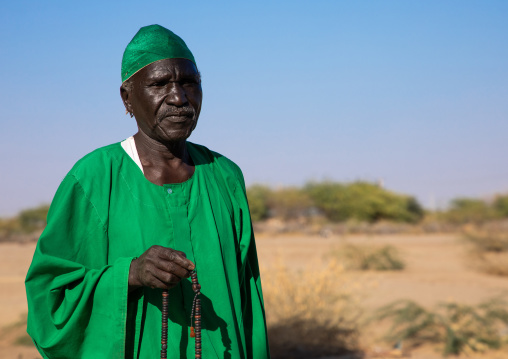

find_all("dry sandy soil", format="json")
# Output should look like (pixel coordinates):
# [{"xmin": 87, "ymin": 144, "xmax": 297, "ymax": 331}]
[{"xmin": 1, "ymin": 233, "xmax": 508, "ymax": 358}]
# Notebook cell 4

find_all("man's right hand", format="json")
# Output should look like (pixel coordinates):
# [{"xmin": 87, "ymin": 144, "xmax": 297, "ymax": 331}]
[{"xmin": 128, "ymin": 245, "xmax": 195, "ymax": 291}]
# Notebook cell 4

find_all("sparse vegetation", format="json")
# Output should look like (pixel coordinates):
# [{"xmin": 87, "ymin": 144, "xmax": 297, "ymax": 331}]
[
  {"xmin": 493, "ymin": 194, "xmax": 508, "ymax": 218},
  {"xmin": 268, "ymin": 187, "xmax": 313, "ymax": 221},
  {"xmin": 4, "ymin": 187, "xmax": 508, "ymax": 242},
  {"xmin": 0, "ymin": 204, "xmax": 49, "ymax": 242},
  {"xmin": 334, "ymin": 244, "xmax": 406, "ymax": 271},
  {"xmin": 262, "ymin": 259, "xmax": 362, "ymax": 358},
  {"xmin": 14, "ymin": 332, "xmax": 34, "ymax": 346},
  {"xmin": 246, "ymin": 185, "xmax": 271, "ymax": 222},
  {"xmin": 463, "ymin": 224, "xmax": 508, "ymax": 276},
  {"xmin": 244, "ymin": 183, "xmax": 508, "ymax": 238},
  {"xmin": 373, "ymin": 298, "xmax": 508, "ymax": 356},
  {"xmin": 0, "ymin": 313, "xmax": 34, "ymax": 348},
  {"xmin": 18, "ymin": 205, "xmax": 50, "ymax": 233},
  {"xmin": 444, "ymin": 198, "xmax": 498, "ymax": 225}
]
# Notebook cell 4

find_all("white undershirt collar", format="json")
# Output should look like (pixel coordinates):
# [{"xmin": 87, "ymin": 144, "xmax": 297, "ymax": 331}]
[{"xmin": 121, "ymin": 136, "xmax": 144, "ymax": 174}]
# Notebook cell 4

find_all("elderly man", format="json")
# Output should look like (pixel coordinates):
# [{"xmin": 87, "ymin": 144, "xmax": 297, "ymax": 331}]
[{"xmin": 25, "ymin": 24, "xmax": 270, "ymax": 359}]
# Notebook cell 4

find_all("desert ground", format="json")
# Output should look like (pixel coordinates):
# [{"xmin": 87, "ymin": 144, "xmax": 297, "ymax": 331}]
[{"xmin": 1, "ymin": 233, "xmax": 508, "ymax": 358}]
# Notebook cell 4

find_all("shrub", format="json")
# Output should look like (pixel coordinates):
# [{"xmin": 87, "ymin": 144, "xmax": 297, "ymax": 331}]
[
  {"xmin": 374, "ymin": 298, "xmax": 508, "ymax": 356},
  {"xmin": 464, "ymin": 225, "xmax": 508, "ymax": 276},
  {"xmin": 18, "ymin": 204, "xmax": 49, "ymax": 233},
  {"xmin": 0, "ymin": 217, "xmax": 21, "ymax": 238},
  {"xmin": 267, "ymin": 187, "xmax": 313, "ymax": 220},
  {"xmin": 0, "ymin": 313, "xmax": 34, "ymax": 348},
  {"xmin": 246, "ymin": 185, "xmax": 271, "ymax": 222},
  {"xmin": 262, "ymin": 259, "xmax": 362, "ymax": 358},
  {"xmin": 336, "ymin": 244, "xmax": 405, "ymax": 271},
  {"xmin": 464, "ymin": 227, "xmax": 508, "ymax": 253},
  {"xmin": 305, "ymin": 181, "xmax": 423, "ymax": 223},
  {"xmin": 493, "ymin": 194, "xmax": 508, "ymax": 218},
  {"xmin": 444, "ymin": 198, "xmax": 497, "ymax": 225},
  {"xmin": 246, "ymin": 181, "xmax": 424, "ymax": 224}
]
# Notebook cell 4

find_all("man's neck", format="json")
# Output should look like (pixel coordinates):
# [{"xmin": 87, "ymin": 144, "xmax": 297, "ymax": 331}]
[{"xmin": 133, "ymin": 131, "xmax": 194, "ymax": 185}]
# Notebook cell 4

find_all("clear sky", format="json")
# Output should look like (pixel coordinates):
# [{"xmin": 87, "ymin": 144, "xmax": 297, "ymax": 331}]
[{"xmin": 1, "ymin": 1, "xmax": 507, "ymax": 216}]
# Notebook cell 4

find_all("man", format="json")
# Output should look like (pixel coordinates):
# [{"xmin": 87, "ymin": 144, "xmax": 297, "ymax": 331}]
[{"xmin": 25, "ymin": 24, "xmax": 270, "ymax": 359}]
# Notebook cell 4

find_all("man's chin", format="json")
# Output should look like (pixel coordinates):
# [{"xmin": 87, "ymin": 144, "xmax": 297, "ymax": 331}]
[{"xmin": 154, "ymin": 128, "xmax": 194, "ymax": 144}]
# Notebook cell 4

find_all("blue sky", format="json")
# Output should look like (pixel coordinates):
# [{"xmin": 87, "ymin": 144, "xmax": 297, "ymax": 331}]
[{"xmin": 1, "ymin": 1, "xmax": 507, "ymax": 215}]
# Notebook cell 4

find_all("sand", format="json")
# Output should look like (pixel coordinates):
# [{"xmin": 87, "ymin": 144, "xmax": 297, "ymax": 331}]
[{"xmin": 1, "ymin": 233, "xmax": 508, "ymax": 358}]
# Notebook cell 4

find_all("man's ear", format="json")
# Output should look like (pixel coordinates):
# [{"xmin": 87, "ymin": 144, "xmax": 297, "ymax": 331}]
[{"xmin": 120, "ymin": 84, "xmax": 132, "ymax": 114}]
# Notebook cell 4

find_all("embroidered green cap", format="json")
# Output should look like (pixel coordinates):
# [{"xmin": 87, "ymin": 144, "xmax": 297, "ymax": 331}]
[{"xmin": 121, "ymin": 24, "xmax": 196, "ymax": 83}]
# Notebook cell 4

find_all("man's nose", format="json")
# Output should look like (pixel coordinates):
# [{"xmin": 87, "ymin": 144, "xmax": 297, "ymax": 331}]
[{"xmin": 164, "ymin": 82, "xmax": 188, "ymax": 106}]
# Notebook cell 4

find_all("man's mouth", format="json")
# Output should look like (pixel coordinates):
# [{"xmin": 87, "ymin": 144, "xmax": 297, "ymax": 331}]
[
  {"xmin": 162, "ymin": 115, "xmax": 192, "ymax": 123},
  {"xmin": 158, "ymin": 109, "xmax": 195, "ymax": 123}
]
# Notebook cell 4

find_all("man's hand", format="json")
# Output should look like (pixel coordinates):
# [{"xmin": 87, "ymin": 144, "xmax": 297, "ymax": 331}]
[{"xmin": 129, "ymin": 245, "xmax": 195, "ymax": 291}]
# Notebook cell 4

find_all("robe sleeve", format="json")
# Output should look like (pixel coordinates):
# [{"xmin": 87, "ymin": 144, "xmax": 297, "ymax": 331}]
[
  {"xmin": 25, "ymin": 174, "xmax": 134, "ymax": 359},
  {"xmin": 233, "ymin": 168, "xmax": 271, "ymax": 359}
]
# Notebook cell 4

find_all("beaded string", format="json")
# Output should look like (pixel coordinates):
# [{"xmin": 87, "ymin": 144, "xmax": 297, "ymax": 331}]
[
  {"xmin": 190, "ymin": 270, "xmax": 202, "ymax": 358},
  {"xmin": 161, "ymin": 270, "xmax": 202, "ymax": 359},
  {"xmin": 161, "ymin": 289, "xmax": 169, "ymax": 359}
]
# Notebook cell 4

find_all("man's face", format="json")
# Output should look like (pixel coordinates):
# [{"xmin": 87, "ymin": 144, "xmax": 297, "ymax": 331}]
[{"xmin": 123, "ymin": 58, "xmax": 202, "ymax": 143}]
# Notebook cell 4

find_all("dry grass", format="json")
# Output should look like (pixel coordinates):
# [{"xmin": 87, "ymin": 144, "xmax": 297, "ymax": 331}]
[
  {"xmin": 464, "ymin": 225, "xmax": 508, "ymax": 276},
  {"xmin": 331, "ymin": 244, "xmax": 405, "ymax": 271},
  {"xmin": 261, "ymin": 259, "xmax": 364, "ymax": 358},
  {"xmin": 373, "ymin": 298, "xmax": 508, "ymax": 356},
  {"xmin": 0, "ymin": 313, "xmax": 33, "ymax": 347}
]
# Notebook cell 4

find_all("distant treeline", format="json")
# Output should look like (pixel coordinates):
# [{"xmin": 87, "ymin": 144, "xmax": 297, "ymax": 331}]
[
  {"xmin": 443, "ymin": 196, "xmax": 508, "ymax": 225},
  {"xmin": 1, "ymin": 181, "xmax": 508, "ymax": 239},
  {"xmin": 247, "ymin": 181, "xmax": 508, "ymax": 225},
  {"xmin": 247, "ymin": 181, "xmax": 424, "ymax": 223},
  {"xmin": 0, "ymin": 204, "xmax": 49, "ymax": 239}
]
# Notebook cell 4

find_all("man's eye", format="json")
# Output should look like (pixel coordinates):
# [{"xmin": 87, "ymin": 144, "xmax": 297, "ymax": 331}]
[{"xmin": 150, "ymin": 81, "xmax": 167, "ymax": 87}]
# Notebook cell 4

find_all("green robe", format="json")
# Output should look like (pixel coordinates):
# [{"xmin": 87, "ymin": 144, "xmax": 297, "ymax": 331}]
[{"xmin": 25, "ymin": 142, "xmax": 270, "ymax": 359}]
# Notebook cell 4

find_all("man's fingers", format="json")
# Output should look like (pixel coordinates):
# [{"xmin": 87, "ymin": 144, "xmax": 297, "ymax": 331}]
[
  {"xmin": 155, "ymin": 259, "xmax": 191, "ymax": 279},
  {"xmin": 174, "ymin": 250, "xmax": 187, "ymax": 258},
  {"xmin": 152, "ymin": 268, "xmax": 181, "ymax": 289},
  {"xmin": 150, "ymin": 275, "xmax": 179, "ymax": 290},
  {"xmin": 159, "ymin": 249, "xmax": 195, "ymax": 271}
]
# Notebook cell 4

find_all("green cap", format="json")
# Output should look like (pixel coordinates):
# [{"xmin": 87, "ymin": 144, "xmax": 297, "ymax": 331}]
[{"xmin": 121, "ymin": 24, "xmax": 196, "ymax": 83}]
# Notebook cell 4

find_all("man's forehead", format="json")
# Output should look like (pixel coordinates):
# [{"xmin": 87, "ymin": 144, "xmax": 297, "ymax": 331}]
[
  {"xmin": 140, "ymin": 59, "xmax": 199, "ymax": 80},
  {"xmin": 121, "ymin": 25, "xmax": 196, "ymax": 84}
]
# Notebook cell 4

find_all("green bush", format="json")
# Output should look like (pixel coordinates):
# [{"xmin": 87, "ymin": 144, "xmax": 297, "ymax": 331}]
[
  {"xmin": 444, "ymin": 198, "xmax": 496, "ymax": 225},
  {"xmin": 302, "ymin": 182, "xmax": 348, "ymax": 222},
  {"xmin": 246, "ymin": 181, "xmax": 424, "ymax": 224},
  {"xmin": 0, "ymin": 204, "xmax": 50, "ymax": 238},
  {"xmin": 305, "ymin": 181, "xmax": 423, "ymax": 223},
  {"xmin": 268, "ymin": 187, "xmax": 312, "ymax": 220},
  {"xmin": 18, "ymin": 204, "xmax": 50, "ymax": 233},
  {"xmin": 246, "ymin": 185, "xmax": 272, "ymax": 222},
  {"xmin": 493, "ymin": 194, "xmax": 508, "ymax": 218}
]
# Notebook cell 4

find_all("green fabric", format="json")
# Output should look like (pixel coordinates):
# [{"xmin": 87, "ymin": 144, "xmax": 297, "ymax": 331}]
[
  {"xmin": 25, "ymin": 142, "xmax": 270, "ymax": 359},
  {"xmin": 121, "ymin": 24, "xmax": 196, "ymax": 83}
]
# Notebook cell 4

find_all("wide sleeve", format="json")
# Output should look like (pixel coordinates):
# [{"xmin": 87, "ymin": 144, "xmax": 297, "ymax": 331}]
[
  {"xmin": 234, "ymin": 169, "xmax": 271, "ymax": 359},
  {"xmin": 25, "ymin": 174, "xmax": 134, "ymax": 359}
]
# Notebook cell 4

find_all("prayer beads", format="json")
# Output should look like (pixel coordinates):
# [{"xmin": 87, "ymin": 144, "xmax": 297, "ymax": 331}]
[
  {"xmin": 161, "ymin": 289, "xmax": 169, "ymax": 359},
  {"xmin": 190, "ymin": 270, "xmax": 202, "ymax": 358},
  {"xmin": 161, "ymin": 270, "xmax": 202, "ymax": 359}
]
